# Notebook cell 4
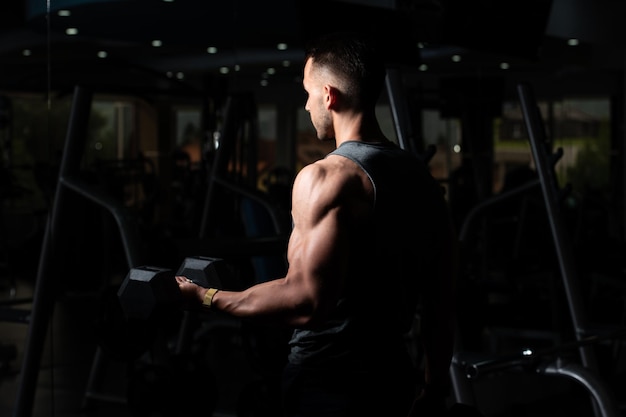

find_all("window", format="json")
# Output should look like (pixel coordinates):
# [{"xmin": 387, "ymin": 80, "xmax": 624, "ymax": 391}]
[{"xmin": 495, "ymin": 97, "xmax": 611, "ymax": 195}]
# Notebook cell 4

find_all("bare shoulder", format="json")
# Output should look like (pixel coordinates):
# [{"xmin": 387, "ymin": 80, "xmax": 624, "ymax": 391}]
[
  {"xmin": 295, "ymin": 155, "xmax": 369, "ymax": 194},
  {"xmin": 292, "ymin": 155, "xmax": 373, "ymax": 221}
]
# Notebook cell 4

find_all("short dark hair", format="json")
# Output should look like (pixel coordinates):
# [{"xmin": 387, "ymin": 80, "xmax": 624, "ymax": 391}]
[{"xmin": 304, "ymin": 32, "xmax": 386, "ymax": 109}]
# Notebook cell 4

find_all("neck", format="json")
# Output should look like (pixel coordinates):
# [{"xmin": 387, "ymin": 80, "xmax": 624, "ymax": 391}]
[{"xmin": 333, "ymin": 111, "xmax": 387, "ymax": 147}]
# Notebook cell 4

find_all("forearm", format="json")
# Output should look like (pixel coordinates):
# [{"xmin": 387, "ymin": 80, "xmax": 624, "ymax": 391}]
[{"xmin": 199, "ymin": 278, "xmax": 316, "ymax": 327}]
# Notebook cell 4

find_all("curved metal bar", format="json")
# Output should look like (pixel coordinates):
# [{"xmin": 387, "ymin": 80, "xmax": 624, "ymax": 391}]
[
  {"xmin": 61, "ymin": 176, "xmax": 145, "ymax": 268},
  {"xmin": 540, "ymin": 360, "xmax": 621, "ymax": 417},
  {"xmin": 458, "ymin": 178, "xmax": 540, "ymax": 243}
]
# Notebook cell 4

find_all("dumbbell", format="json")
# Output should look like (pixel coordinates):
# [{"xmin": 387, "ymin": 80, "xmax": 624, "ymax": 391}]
[{"xmin": 117, "ymin": 256, "xmax": 229, "ymax": 321}]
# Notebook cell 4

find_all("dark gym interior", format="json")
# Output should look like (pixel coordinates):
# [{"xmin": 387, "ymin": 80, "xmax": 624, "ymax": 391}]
[{"xmin": 1, "ymin": 1, "xmax": 625, "ymax": 416}]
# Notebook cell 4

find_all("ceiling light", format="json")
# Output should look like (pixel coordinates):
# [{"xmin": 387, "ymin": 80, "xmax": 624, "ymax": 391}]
[
  {"xmin": 66, "ymin": 28, "xmax": 78, "ymax": 36},
  {"xmin": 499, "ymin": 62, "xmax": 509, "ymax": 70},
  {"xmin": 22, "ymin": 49, "xmax": 31, "ymax": 56},
  {"xmin": 418, "ymin": 64, "xmax": 428, "ymax": 72},
  {"xmin": 219, "ymin": 67, "xmax": 229, "ymax": 74},
  {"xmin": 451, "ymin": 55, "xmax": 461, "ymax": 62},
  {"xmin": 567, "ymin": 38, "xmax": 579, "ymax": 46},
  {"xmin": 57, "ymin": 10, "xmax": 71, "ymax": 17},
  {"xmin": 97, "ymin": 51, "xmax": 107, "ymax": 58},
  {"xmin": 207, "ymin": 46, "xmax": 218, "ymax": 54},
  {"xmin": 276, "ymin": 43, "xmax": 288, "ymax": 50},
  {"xmin": 152, "ymin": 40, "xmax": 162, "ymax": 47},
  {"xmin": 282, "ymin": 60, "xmax": 291, "ymax": 67},
  {"xmin": 260, "ymin": 79, "xmax": 269, "ymax": 86}
]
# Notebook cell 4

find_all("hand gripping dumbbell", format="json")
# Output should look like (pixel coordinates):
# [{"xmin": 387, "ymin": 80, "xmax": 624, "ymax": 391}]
[{"xmin": 117, "ymin": 256, "xmax": 229, "ymax": 321}]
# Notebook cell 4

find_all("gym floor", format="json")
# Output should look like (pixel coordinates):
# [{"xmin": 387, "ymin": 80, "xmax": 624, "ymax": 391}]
[{"xmin": 1, "ymin": 271, "xmax": 625, "ymax": 417}]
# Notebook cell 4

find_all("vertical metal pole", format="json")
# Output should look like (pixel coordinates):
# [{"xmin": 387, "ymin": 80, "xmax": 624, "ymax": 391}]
[
  {"xmin": 517, "ymin": 82, "xmax": 598, "ymax": 371},
  {"xmin": 198, "ymin": 96, "xmax": 231, "ymax": 238},
  {"xmin": 385, "ymin": 67, "xmax": 415, "ymax": 154},
  {"xmin": 13, "ymin": 86, "xmax": 92, "ymax": 417}
]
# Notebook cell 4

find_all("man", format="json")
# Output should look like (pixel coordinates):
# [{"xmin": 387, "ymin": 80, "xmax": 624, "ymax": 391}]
[{"xmin": 177, "ymin": 31, "xmax": 457, "ymax": 417}]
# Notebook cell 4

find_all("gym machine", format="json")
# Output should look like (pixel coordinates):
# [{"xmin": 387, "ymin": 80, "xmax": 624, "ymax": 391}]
[
  {"xmin": 449, "ymin": 82, "xmax": 623, "ymax": 417},
  {"xmin": 12, "ymin": 86, "xmax": 146, "ymax": 417}
]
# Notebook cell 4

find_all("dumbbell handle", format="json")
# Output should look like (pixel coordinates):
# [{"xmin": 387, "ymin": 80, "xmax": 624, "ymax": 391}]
[{"xmin": 118, "ymin": 257, "xmax": 229, "ymax": 320}]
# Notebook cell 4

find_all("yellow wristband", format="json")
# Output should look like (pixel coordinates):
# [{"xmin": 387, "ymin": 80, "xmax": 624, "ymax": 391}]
[{"xmin": 203, "ymin": 288, "xmax": 219, "ymax": 308}]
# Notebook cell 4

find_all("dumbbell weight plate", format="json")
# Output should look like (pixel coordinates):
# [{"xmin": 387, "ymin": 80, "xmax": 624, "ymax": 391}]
[
  {"xmin": 117, "ymin": 266, "xmax": 181, "ymax": 321},
  {"xmin": 176, "ymin": 256, "xmax": 227, "ymax": 288}
]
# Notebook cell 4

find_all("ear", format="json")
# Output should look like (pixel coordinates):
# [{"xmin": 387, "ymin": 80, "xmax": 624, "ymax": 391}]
[{"xmin": 324, "ymin": 85, "xmax": 339, "ymax": 110}]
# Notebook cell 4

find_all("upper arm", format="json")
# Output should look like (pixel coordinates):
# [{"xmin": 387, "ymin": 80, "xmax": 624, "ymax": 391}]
[
  {"xmin": 284, "ymin": 162, "xmax": 353, "ymax": 322},
  {"xmin": 211, "ymin": 157, "xmax": 371, "ymax": 327}
]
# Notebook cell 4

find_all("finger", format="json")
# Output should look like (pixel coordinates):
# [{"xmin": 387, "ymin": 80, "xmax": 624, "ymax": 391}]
[
  {"xmin": 175, "ymin": 276, "xmax": 190, "ymax": 285},
  {"xmin": 175, "ymin": 276, "xmax": 194, "ymax": 284}
]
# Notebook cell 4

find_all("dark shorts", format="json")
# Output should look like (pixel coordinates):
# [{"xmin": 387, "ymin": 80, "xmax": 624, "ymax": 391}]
[{"xmin": 281, "ymin": 353, "xmax": 417, "ymax": 417}]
